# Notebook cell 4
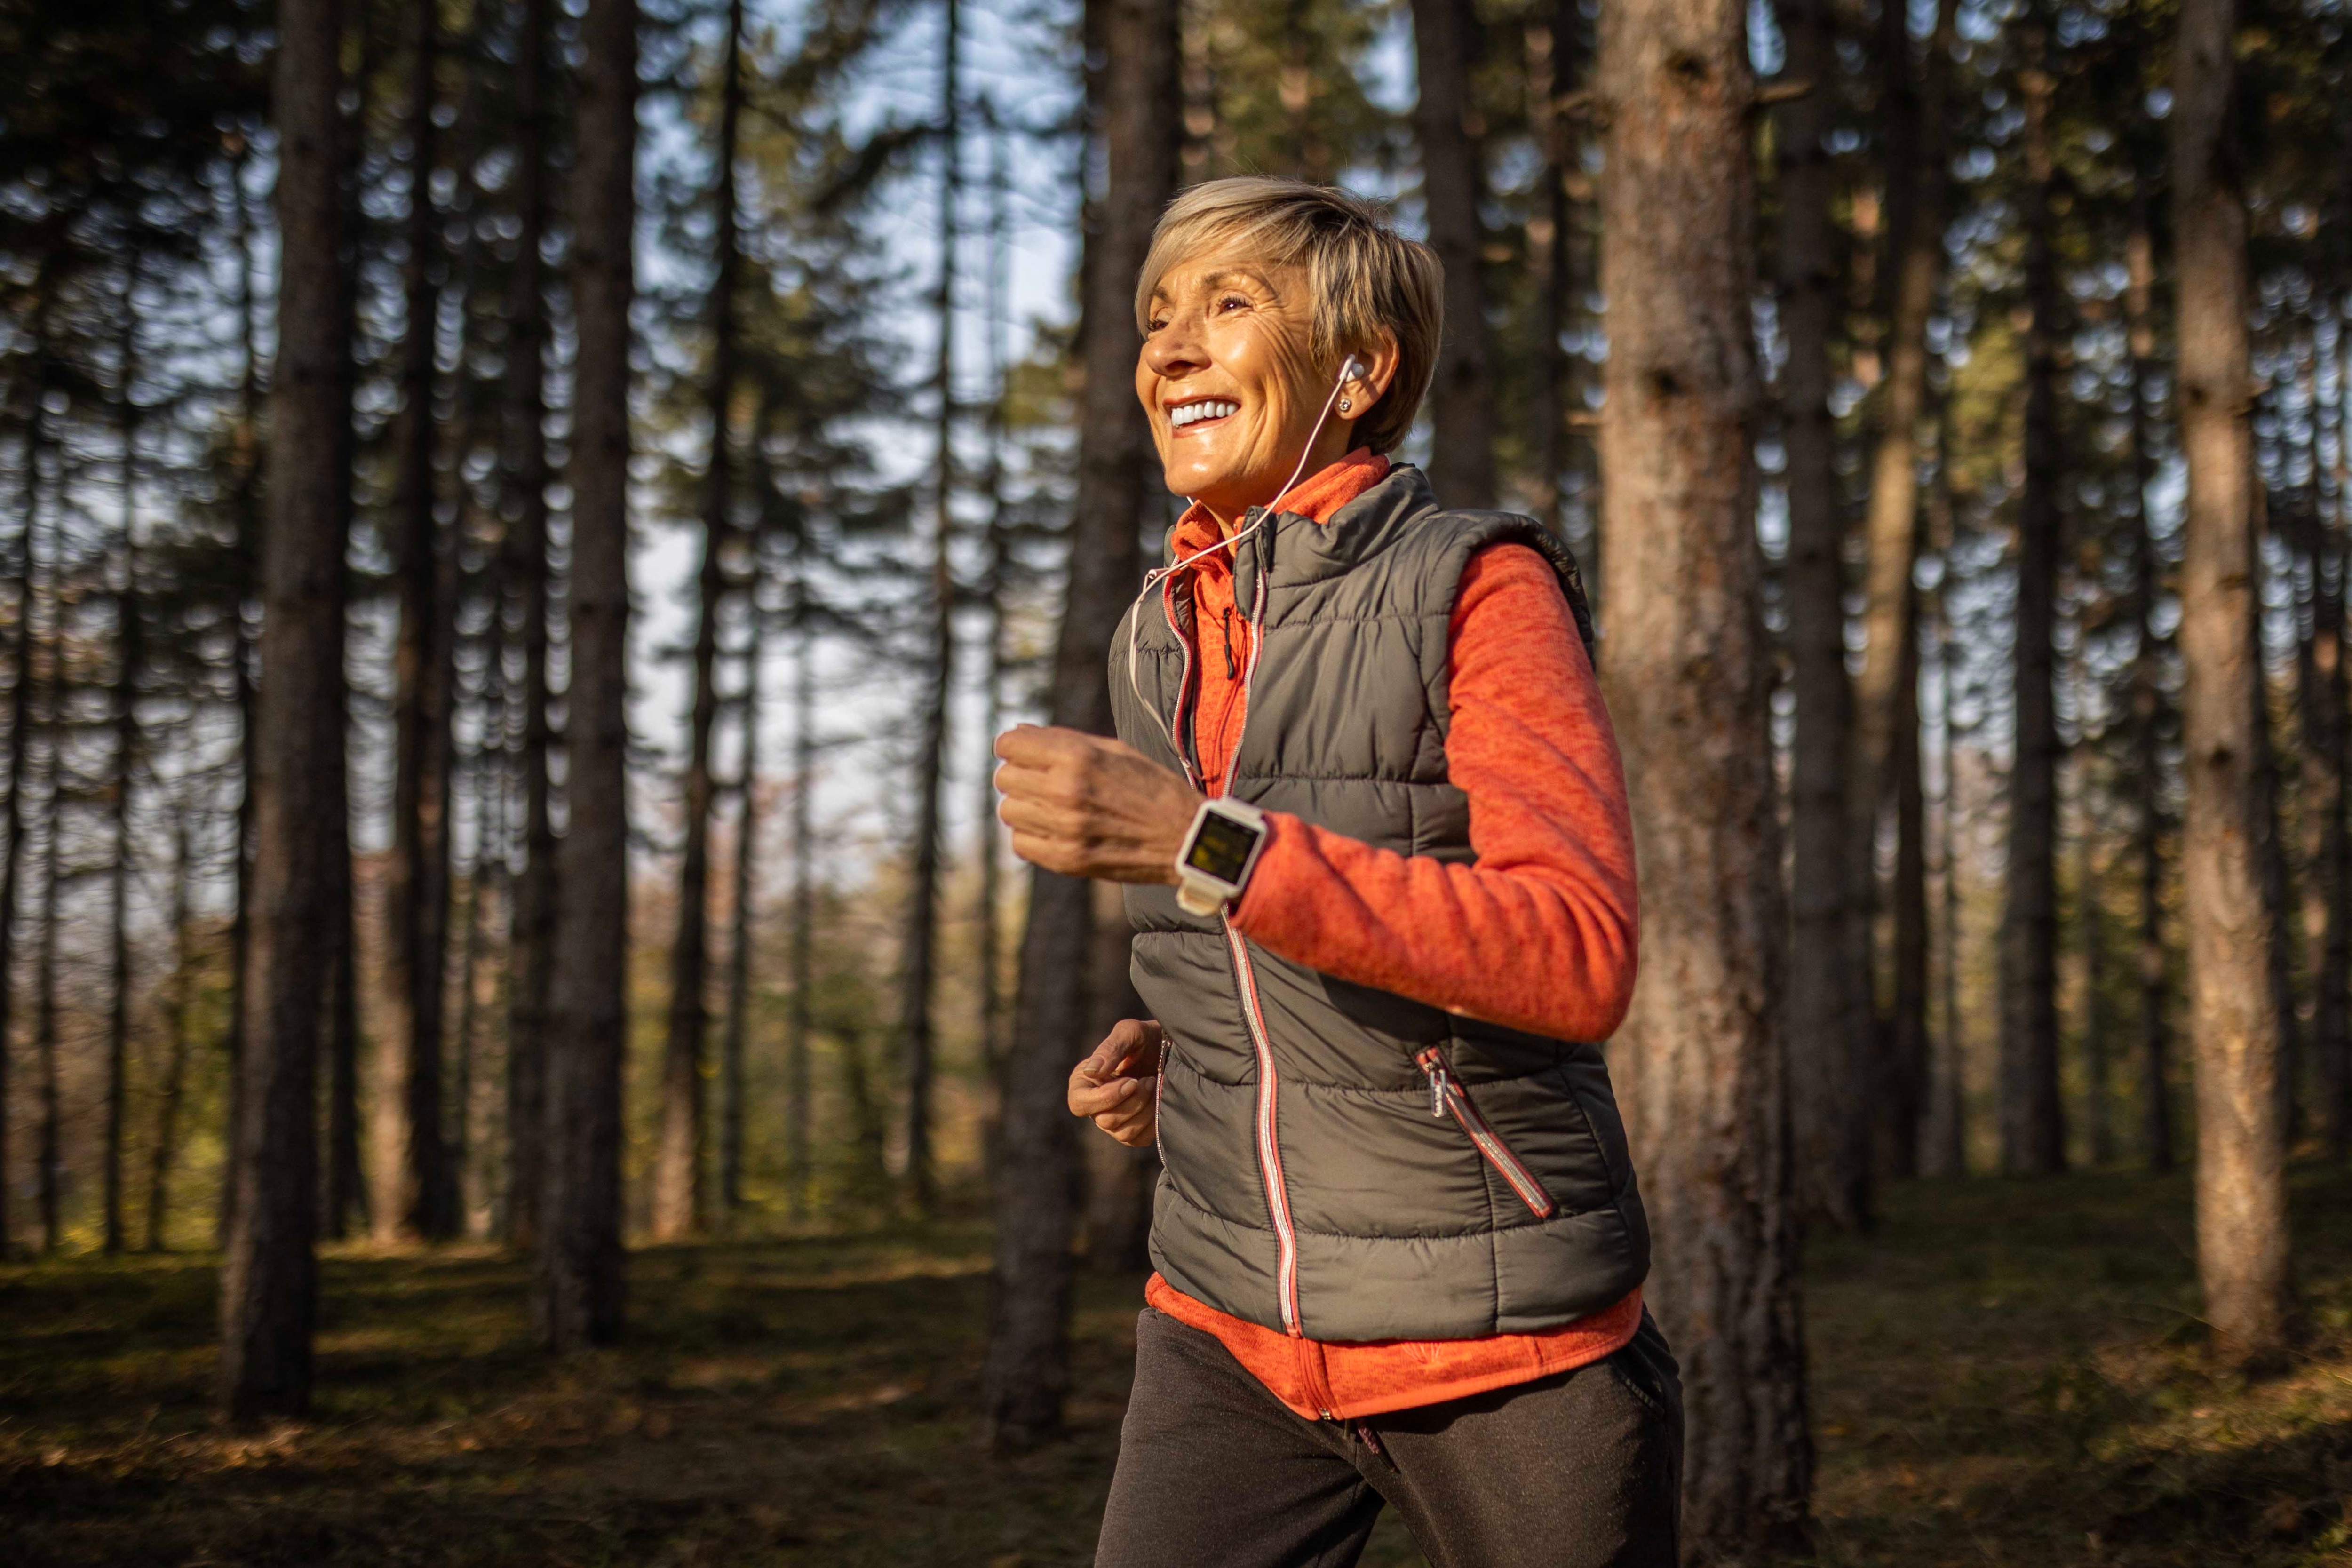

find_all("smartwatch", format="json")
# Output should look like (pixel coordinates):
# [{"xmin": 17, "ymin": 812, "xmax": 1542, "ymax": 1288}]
[{"xmin": 1174, "ymin": 797, "xmax": 1270, "ymax": 916}]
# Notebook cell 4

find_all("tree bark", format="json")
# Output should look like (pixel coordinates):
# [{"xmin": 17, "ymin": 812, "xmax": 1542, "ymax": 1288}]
[
  {"xmin": 2171, "ymin": 0, "xmax": 2292, "ymax": 1362},
  {"xmin": 2078, "ymin": 752, "xmax": 2114, "ymax": 1165},
  {"xmin": 899, "ymin": 0, "xmax": 962, "ymax": 1219},
  {"xmin": 381, "ymin": 0, "xmax": 459, "ymax": 1243},
  {"xmin": 1596, "ymin": 0, "xmax": 1812, "ymax": 1551},
  {"xmin": 1858, "ymin": 0, "xmax": 1955, "ymax": 1186},
  {"xmin": 982, "ymin": 0, "xmax": 1177, "ymax": 1450},
  {"xmin": 654, "ymin": 0, "xmax": 747, "ymax": 1242},
  {"xmin": 102, "ymin": 286, "xmax": 143, "ymax": 1256},
  {"xmin": 220, "ymin": 0, "xmax": 343, "ymax": 1419},
  {"xmin": 1886, "ymin": 535, "xmax": 1929, "ymax": 1181},
  {"xmin": 1524, "ymin": 0, "xmax": 1584, "ymax": 538},
  {"xmin": 34, "ymin": 695, "xmax": 62, "ymax": 1254},
  {"xmin": 975, "ymin": 123, "xmax": 1012, "ymax": 1079},
  {"xmin": 320, "ymin": 663, "xmax": 366, "ymax": 1240},
  {"xmin": 1774, "ymin": 0, "xmax": 1864, "ymax": 1232},
  {"xmin": 1410, "ymin": 0, "xmax": 1496, "ymax": 510},
  {"xmin": 537, "ymin": 0, "xmax": 636, "ymax": 1354},
  {"xmin": 502, "ymin": 0, "xmax": 557, "ymax": 1250},
  {"xmin": 2324, "ymin": 171, "xmax": 2352, "ymax": 1159},
  {"xmin": 1924, "ymin": 503, "xmax": 1969, "ymax": 1178},
  {"xmin": 719, "ymin": 603, "xmax": 762, "ymax": 1223},
  {"xmin": 145, "ymin": 814, "xmax": 196, "ymax": 1250},
  {"xmin": 787, "ymin": 596, "xmax": 815, "ymax": 1216},
  {"xmin": 2000, "ymin": 18, "xmax": 2066, "ymax": 1176},
  {"xmin": 2122, "ymin": 189, "xmax": 2176, "ymax": 1173},
  {"xmin": 0, "ymin": 423, "xmax": 31, "ymax": 1258}
]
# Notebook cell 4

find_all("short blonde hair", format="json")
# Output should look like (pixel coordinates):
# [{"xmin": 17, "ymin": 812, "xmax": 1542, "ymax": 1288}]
[{"xmin": 1134, "ymin": 178, "xmax": 1441, "ymax": 457}]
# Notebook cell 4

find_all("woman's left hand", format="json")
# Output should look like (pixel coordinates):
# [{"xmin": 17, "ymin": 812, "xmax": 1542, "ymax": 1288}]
[{"xmin": 994, "ymin": 724, "xmax": 1205, "ymax": 884}]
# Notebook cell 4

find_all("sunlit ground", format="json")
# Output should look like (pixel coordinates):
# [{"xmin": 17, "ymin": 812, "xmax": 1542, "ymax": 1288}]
[{"xmin": 3, "ymin": 1167, "xmax": 2348, "ymax": 1566}]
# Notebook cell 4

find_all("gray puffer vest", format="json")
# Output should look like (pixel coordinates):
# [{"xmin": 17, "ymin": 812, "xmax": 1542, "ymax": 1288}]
[{"xmin": 1109, "ymin": 463, "xmax": 1649, "ymax": 1345}]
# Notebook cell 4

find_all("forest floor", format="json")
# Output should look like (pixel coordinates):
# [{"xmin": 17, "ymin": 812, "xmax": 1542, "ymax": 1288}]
[{"xmin": 3, "ymin": 1166, "xmax": 2350, "ymax": 1567}]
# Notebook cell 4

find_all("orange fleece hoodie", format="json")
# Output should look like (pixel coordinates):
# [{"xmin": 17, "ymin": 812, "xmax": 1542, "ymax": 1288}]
[{"xmin": 1140, "ymin": 450, "xmax": 1644, "ymax": 1422}]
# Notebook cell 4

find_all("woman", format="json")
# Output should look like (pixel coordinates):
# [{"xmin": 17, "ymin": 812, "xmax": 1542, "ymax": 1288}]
[{"xmin": 994, "ymin": 178, "xmax": 1680, "ymax": 1568}]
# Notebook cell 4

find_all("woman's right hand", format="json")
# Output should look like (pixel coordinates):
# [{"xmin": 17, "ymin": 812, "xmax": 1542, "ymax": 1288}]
[{"xmin": 1068, "ymin": 1019, "xmax": 1163, "ymax": 1148}]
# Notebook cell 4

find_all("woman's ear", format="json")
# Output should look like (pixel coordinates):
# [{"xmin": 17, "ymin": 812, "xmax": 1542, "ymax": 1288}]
[{"xmin": 1343, "ymin": 329, "xmax": 1404, "ymax": 415}]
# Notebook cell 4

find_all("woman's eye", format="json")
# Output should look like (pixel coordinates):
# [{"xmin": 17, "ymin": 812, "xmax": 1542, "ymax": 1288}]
[{"xmin": 1216, "ymin": 295, "xmax": 1248, "ymax": 313}]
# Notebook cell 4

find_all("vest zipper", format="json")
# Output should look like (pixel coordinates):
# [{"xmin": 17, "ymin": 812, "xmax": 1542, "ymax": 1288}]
[
  {"xmin": 1160, "ymin": 574, "xmax": 1203, "ymax": 788},
  {"xmin": 1152, "ymin": 1030, "xmax": 1170, "ymax": 1168},
  {"xmin": 1414, "ymin": 1046, "xmax": 1558, "ymax": 1220},
  {"xmin": 1224, "ymin": 913, "xmax": 1301, "ymax": 1334}
]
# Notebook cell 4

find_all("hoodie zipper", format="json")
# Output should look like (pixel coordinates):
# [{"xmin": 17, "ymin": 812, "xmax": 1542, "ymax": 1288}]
[
  {"xmin": 1225, "ymin": 913, "xmax": 1301, "ymax": 1335},
  {"xmin": 1414, "ymin": 1046, "xmax": 1557, "ymax": 1220}
]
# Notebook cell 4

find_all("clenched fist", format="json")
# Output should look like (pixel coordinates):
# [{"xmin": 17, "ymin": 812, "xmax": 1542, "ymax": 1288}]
[
  {"xmin": 993, "ymin": 724, "xmax": 1205, "ymax": 884},
  {"xmin": 1068, "ymin": 1019, "xmax": 1163, "ymax": 1148}
]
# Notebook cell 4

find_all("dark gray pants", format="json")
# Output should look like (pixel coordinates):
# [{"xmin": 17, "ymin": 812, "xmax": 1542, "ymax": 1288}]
[{"xmin": 1096, "ymin": 1307, "xmax": 1683, "ymax": 1568}]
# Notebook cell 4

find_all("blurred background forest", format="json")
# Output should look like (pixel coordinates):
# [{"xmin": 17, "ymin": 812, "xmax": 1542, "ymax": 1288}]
[{"xmin": 4, "ymin": 0, "xmax": 2352, "ymax": 1561}]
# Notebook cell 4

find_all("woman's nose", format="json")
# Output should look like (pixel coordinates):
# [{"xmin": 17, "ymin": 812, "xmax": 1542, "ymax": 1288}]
[{"xmin": 1142, "ymin": 312, "xmax": 1207, "ymax": 381}]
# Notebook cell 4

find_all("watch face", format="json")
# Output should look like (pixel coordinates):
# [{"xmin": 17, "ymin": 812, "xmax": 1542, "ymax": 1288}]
[{"xmin": 1185, "ymin": 811, "xmax": 1261, "ymax": 883}]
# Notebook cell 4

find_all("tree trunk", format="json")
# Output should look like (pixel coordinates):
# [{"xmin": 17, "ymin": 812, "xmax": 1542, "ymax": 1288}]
[
  {"xmin": 1924, "ymin": 505, "xmax": 1969, "ymax": 1178},
  {"xmin": 719, "ymin": 604, "xmax": 763, "ymax": 1221},
  {"xmin": 899, "ymin": 0, "xmax": 962, "ymax": 1219},
  {"xmin": 654, "ymin": 0, "xmax": 747, "ymax": 1242},
  {"xmin": 146, "ymin": 814, "xmax": 196, "ymax": 1250},
  {"xmin": 1886, "ymin": 540, "xmax": 1929, "ymax": 1182},
  {"xmin": 1774, "ymin": 0, "xmax": 1864, "ymax": 1232},
  {"xmin": 975, "ymin": 122, "xmax": 1012, "ymax": 1080},
  {"xmin": 1595, "ymin": 0, "xmax": 1812, "ymax": 1550},
  {"xmin": 2171, "ymin": 0, "xmax": 2292, "ymax": 1362},
  {"xmin": 502, "ymin": 0, "xmax": 556, "ymax": 1251},
  {"xmin": 1082, "ymin": 881, "xmax": 1156, "ymax": 1272},
  {"xmin": 1525, "ymin": 0, "xmax": 1583, "ymax": 537},
  {"xmin": 2122, "ymin": 189, "xmax": 2175, "ymax": 1173},
  {"xmin": 1858, "ymin": 0, "xmax": 1955, "ymax": 1188},
  {"xmin": 537, "ymin": 0, "xmax": 636, "ymax": 1354},
  {"xmin": 220, "ymin": 0, "xmax": 343, "ymax": 1418},
  {"xmin": 381, "ymin": 0, "xmax": 458, "ymax": 1243},
  {"xmin": 2000, "ymin": 18, "xmax": 2066, "ymax": 1177},
  {"xmin": 34, "ymin": 712, "xmax": 62, "ymax": 1254},
  {"xmin": 319, "ymin": 16, "xmax": 368, "ymax": 1242},
  {"xmin": 1410, "ymin": 0, "xmax": 1496, "ymax": 510},
  {"xmin": 787, "ymin": 596, "xmax": 815, "ymax": 1217},
  {"xmin": 103, "ymin": 289, "xmax": 143, "ymax": 1256},
  {"xmin": 320, "ymin": 672, "xmax": 366, "ymax": 1240},
  {"xmin": 220, "ymin": 132, "xmax": 273, "ymax": 1247},
  {"xmin": 0, "ymin": 424, "xmax": 31, "ymax": 1258},
  {"xmin": 2325, "ymin": 170, "xmax": 2352, "ymax": 1159},
  {"xmin": 2078, "ymin": 754, "xmax": 2114, "ymax": 1165},
  {"xmin": 982, "ymin": 0, "xmax": 1177, "ymax": 1451}
]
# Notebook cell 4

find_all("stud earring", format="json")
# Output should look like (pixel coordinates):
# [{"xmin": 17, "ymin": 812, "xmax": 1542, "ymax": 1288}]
[{"xmin": 1338, "ymin": 398, "xmax": 1352, "ymax": 414}]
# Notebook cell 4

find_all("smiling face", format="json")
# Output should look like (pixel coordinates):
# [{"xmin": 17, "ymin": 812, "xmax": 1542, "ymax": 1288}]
[{"xmin": 1136, "ymin": 251, "xmax": 1368, "ymax": 531}]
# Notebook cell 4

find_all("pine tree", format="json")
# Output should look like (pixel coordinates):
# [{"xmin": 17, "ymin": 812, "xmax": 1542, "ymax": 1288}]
[
  {"xmin": 220, "ymin": 0, "xmax": 348, "ymax": 1420},
  {"xmin": 1594, "ymin": 0, "xmax": 1811, "ymax": 1546},
  {"xmin": 984, "ymin": 0, "xmax": 1178, "ymax": 1451},
  {"xmin": 538, "ymin": 0, "xmax": 636, "ymax": 1354},
  {"xmin": 2172, "ymin": 0, "xmax": 2291, "ymax": 1362}
]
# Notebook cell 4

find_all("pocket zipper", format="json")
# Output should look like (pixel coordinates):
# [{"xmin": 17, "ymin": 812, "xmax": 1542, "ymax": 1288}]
[{"xmin": 1414, "ymin": 1047, "xmax": 1557, "ymax": 1220}]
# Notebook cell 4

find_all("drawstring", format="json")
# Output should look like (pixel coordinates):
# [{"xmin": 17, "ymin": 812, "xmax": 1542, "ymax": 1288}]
[{"xmin": 1222, "ymin": 605, "xmax": 1239, "ymax": 680}]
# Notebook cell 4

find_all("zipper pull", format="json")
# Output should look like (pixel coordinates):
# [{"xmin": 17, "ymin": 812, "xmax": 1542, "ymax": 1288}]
[{"xmin": 1416, "ymin": 1049, "xmax": 1449, "ymax": 1118}]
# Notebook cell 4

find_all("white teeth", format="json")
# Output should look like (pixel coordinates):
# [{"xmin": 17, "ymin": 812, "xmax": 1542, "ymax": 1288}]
[{"xmin": 1170, "ymin": 399, "xmax": 1238, "ymax": 428}]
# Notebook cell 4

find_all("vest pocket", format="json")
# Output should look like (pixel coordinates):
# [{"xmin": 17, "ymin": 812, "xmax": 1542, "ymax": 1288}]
[{"xmin": 1413, "ymin": 1046, "xmax": 1558, "ymax": 1220}]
